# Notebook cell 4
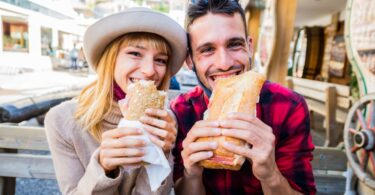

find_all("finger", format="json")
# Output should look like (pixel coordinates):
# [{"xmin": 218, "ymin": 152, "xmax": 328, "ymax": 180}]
[
  {"xmin": 149, "ymin": 134, "xmax": 167, "ymax": 149},
  {"xmin": 145, "ymin": 108, "xmax": 169, "ymax": 119},
  {"xmin": 103, "ymin": 157, "xmax": 144, "ymax": 167},
  {"xmin": 101, "ymin": 148, "xmax": 145, "ymax": 158},
  {"xmin": 227, "ymin": 112, "xmax": 269, "ymax": 130},
  {"xmin": 184, "ymin": 127, "xmax": 221, "ymax": 145},
  {"xmin": 101, "ymin": 138, "xmax": 146, "ymax": 148},
  {"xmin": 140, "ymin": 116, "xmax": 168, "ymax": 129},
  {"xmin": 221, "ymin": 128, "xmax": 262, "ymax": 145},
  {"xmin": 187, "ymin": 151, "xmax": 213, "ymax": 166},
  {"xmin": 102, "ymin": 127, "xmax": 142, "ymax": 139},
  {"xmin": 222, "ymin": 141, "xmax": 253, "ymax": 159},
  {"xmin": 118, "ymin": 98, "xmax": 129, "ymax": 111},
  {"xmin": 219, "ymin": 118, "xmax": 258, "ymax": 131},
  {"xmin": 143, "ymin": 124, "xmax": 169, "ymax": 138},
  {"xmin": 194, "ymin": 120, "xmax": 220, "ymax": 128},
  {"xmin": 185, "ymin": 141, "xmax": 217, "ymax": 153}
]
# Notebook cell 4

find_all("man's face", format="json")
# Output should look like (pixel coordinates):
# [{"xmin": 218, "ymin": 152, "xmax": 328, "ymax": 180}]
[{"xmin": 188, "ymin": 12, "xmax": 252, "ymax": 90}]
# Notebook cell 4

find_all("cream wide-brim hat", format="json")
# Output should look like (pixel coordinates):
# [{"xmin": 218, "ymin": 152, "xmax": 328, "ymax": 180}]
[{"xmin": 83, "ymin": 7, "xmax": 187, "ymax": 76}]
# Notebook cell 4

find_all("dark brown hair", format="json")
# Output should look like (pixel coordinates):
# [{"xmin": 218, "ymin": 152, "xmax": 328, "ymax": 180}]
[{"xmin": 186, "ymin": 0, "xmax": 248, "ymax": 54}]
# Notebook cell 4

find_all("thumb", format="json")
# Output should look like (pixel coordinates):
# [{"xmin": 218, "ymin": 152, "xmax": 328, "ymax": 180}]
[{"xmin": 119, "ymin": 97, "xmax": 129, "ymax": 115}]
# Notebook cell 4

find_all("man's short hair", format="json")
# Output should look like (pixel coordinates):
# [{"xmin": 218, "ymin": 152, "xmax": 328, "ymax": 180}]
[{"xmin": 186, "ymin": 0, "xmax": 248, "ymax": 54}]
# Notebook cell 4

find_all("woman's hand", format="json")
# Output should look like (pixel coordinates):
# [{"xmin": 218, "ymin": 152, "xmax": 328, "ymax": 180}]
[
  {"xmin": 99, "ymin": 127, "xmax": 146, "ymax": 173},
  {"xmin": 140, "ymin": 108, "xmax": 177, "ymax": 154}
]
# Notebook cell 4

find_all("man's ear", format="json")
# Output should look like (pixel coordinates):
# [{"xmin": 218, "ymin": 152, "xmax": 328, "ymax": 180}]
[
  {"xmin": 247, "ymin": 36, "xmax": 254, "ymax": 57},
  {"xmin": 185, "ymin": 54, "xmax": 194, "ymax": 70}
]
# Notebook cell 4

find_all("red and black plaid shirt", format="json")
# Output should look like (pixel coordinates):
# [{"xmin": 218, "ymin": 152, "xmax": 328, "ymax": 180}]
[{"xmin": 170, "ymin": 81, "xmax": 316, "ymax": 195}]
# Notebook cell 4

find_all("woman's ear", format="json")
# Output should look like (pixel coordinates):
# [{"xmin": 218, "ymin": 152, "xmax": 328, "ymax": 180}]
[{"xmin": 185, "ymin": 54, "xmax": 194, "ymax": 70}]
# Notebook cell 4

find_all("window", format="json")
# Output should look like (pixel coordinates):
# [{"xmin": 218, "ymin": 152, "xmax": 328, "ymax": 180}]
[
  {"xmin": 2, "ymin": 17, "xmax": 29, "ymax": 52},
  {"xmin": 41, "ymin": 27, "xmax": 53, "ymax": 56}
]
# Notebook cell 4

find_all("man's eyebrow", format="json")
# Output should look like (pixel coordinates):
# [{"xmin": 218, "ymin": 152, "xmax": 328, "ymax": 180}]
[{"xmin": 227, "ymin": 37, "xmax": 246, "ymax": 44}]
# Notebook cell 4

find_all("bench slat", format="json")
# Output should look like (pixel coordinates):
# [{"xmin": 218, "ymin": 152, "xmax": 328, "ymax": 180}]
[
  {"xmin": 314, "ymin": 173, "xmax": 346, "ymax": 195},
  {"xmin": 312, "ymin": 147, "xmax": 347, "ymax": 171},
  {"xmin": 294, "ymin": 86, "xmax": 326, "ymax": 102},
  {"xmin": 337, "ymin": 96, "xmax": 351, "ymax": 109},
  {"xmin": 0, "ymin": 153, "xmax": 55, "ymax": 179},
  {"xmin": 0, "ymin": 125, "xmax": 49, "ymax": 151},
  {"xmin": 289, "ymin": 77, "xmax": 350, "ymax": 97},
  {"xmin": 305, "ymin": 99, "xmax": 326, "ymax": 116}
]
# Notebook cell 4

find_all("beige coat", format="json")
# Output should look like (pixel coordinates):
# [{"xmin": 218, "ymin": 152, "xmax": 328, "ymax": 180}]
[{"xmin": 44, "ymin": 100, "xmax": 173, "ymax": 195}]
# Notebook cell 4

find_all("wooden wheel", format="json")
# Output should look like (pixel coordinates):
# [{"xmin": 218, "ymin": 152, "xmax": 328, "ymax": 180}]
[{"xmin": 344, "ymin": 93, "xmax": 375, "ymax": 189}]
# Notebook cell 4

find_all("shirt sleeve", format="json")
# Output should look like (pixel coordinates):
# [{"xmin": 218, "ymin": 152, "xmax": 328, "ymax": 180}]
[
  {"xmin": 275, "ymin": 97, "xmax": 317, "ymax": 195},
  {"xmin": 170, "ymin": 96, "xmax": 188, "ymax": 182},
  {"xmin": 44, "ymin": 108, "xmax": 123, "ymax": 195}
]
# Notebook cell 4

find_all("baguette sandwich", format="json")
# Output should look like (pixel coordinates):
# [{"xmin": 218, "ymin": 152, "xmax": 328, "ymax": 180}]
[{"xmin": 197, "ymin": 70, "xmax": 266, "ymax": 170}]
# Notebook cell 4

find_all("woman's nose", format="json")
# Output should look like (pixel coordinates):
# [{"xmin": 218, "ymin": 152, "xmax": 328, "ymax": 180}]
[{"xmin": 140, "ymin": 57, "xmax": 156, "ymax": 77}]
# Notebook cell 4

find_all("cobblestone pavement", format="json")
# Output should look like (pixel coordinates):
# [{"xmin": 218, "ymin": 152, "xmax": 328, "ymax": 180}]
[
  {"xmin": 16, "ymin": 178, "xmax": 60, "ymax": 195},
  {"xmin": 14, "ymin": 149, "xmax": 60, "ymax": 195}
]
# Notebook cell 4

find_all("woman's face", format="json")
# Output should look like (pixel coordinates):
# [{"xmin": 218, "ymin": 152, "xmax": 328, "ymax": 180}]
[{"xmin": 114, "ymin": 41, "xmax": 168, "ymax": 93}]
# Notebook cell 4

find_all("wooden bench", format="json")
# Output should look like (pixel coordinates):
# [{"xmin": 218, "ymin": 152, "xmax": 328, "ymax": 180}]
[
  {"xmin": 312, "ymin": 147, "xmax": 347, "ymax": 195},
  {"xmin": 286, "ymin": 77, "xmax": 351, "ymax": 147},
  {"xmin": 0, "ymin": 124, "xmax": 54, "ymax": 195},
  {"xmin": 0, "ymin": 90, "xmax": 185, "ymax": 194}
]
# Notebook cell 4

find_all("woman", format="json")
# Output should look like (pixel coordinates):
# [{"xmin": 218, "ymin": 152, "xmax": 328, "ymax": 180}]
[{"xmin": 44, "ymin": 7, "xmax": 187, "ymax": 195}]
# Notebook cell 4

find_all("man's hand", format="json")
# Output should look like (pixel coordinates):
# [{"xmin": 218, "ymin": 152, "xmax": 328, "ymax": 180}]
[
  {"xmin": 181, "ymin": 120, "xmax": 221, "ymax": 177},
  {"xmin": 219, "ymin": 112, "xmax": 279, "ymax": 182}
]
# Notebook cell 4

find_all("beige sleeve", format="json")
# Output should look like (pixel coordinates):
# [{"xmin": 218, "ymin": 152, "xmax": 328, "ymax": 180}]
[
  {"xmin": 44, "ymin": 108, "xmax": 123, "ymax": 195},
  {"xmin": 131, "ymin": 150, "xmax": 174, "ymax": 195}
]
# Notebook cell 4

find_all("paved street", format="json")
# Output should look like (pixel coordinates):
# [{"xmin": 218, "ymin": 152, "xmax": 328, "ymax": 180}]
[{"xmin": 0, "ymin": 70, "xmax": 96, "ymax": 105}]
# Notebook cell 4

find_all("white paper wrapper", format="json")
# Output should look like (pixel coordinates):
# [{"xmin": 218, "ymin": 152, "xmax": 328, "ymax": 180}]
[{"xmin": 117, "ymin": 119, "xmax": 171, "ymax": 192}]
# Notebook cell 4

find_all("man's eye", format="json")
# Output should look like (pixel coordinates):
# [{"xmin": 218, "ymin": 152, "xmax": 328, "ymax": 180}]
[
  {"xmin": 128, "ymin": 51, "xmax": 141, "ymax": 57},
  {"xmin": 201, "ymin": 47, "xmax": 214, "ymax": 53},
  {"xmin": 229, "ymin": 42, "xmax": 243, "ymax": 48}
]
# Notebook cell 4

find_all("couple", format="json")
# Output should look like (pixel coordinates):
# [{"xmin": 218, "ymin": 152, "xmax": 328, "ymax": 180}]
[{"xmin": 45, "ymin": 0, "xmax": 316, "ymax": 194}]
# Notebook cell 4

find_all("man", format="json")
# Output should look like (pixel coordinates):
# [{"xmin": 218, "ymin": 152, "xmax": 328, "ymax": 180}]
[{"xmin": 170, "ymin": 0, "xmax": 316, "ymax": 194}]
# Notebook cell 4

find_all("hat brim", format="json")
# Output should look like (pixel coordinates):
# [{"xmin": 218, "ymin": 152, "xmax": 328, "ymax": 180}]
[{"xmin": 83, "ymin": 7, "xmax": 187, "ymax": 76}]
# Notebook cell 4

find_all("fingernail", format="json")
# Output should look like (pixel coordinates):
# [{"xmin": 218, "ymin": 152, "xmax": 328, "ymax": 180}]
[
  {"xmin": 222, "ymin": 142, "xmax": 230, "ymax": 147},
  {"xmin": 140, "ymin": 116, "xmax": 146, "ymax": 121},
  {"xmin": 213, "ymin": 128, "xmax": 221, "ymax": 134},
  {"xmin": 227, "ymin": 112, "xmax": 235, "ymax": 117},
  {"xmin": 207, "ymin": 151, "xmax": 213, "ymax": 157},
  {"xmin": 210, "ymin": 142, "xmax": 217, "ymax": 149}
]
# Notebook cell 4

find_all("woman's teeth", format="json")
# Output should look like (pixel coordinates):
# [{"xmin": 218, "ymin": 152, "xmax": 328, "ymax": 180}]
[{"xmin": 130, "ymin": 78, "xmax": 141, "ymax": 83}]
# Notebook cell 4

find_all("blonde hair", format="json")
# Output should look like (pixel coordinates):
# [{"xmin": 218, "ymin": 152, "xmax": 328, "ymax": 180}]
[{"xmin": 75, "ymin": 32, "xmax": 172, "ymax": 141}]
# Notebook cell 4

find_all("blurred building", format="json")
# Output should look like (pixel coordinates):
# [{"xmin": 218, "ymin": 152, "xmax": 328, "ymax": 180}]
[{"xmin": 0, "ymin": 0, "xmax": 87, "ymax": 73}]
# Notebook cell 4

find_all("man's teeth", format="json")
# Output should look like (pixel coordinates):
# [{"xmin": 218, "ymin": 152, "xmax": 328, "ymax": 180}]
[{"xmin": 212, "ymin": 73, "xmax": 237, "ymax": 80}]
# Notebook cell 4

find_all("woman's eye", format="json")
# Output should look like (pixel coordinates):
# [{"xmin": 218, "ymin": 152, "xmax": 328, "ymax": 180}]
[
  {"xmin": 155, "ymin": 58, "xmax": 167, "ymax": 65},
  {"xmin": 128, "ymin": 51, "xmax": 141, "ymax": 57}
]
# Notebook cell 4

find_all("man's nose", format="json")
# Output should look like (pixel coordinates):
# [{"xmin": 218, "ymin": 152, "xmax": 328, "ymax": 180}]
[
  {"xmin": 140, "ymin": 57, "xmax": 156, "ymax": 77},
  {"xmin": 215, "ymin": 48, "xmax": 233, "ymax": 71}
]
